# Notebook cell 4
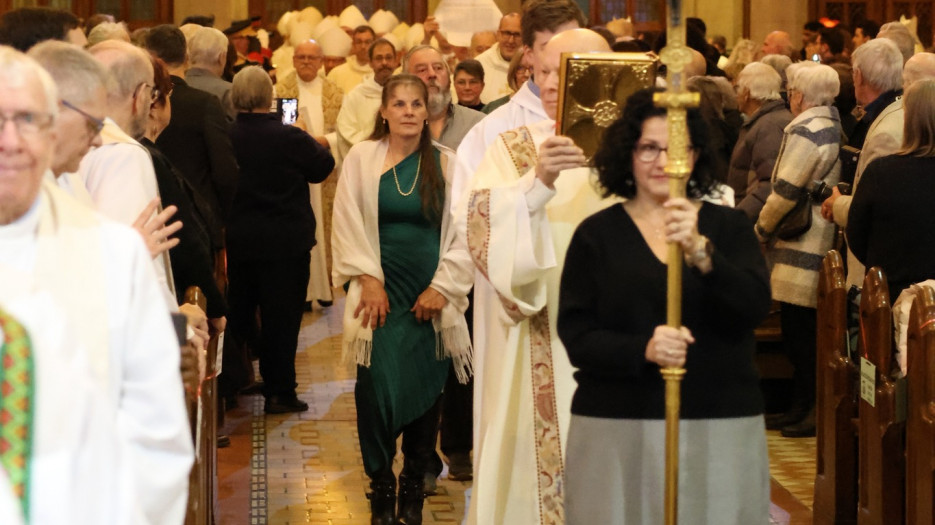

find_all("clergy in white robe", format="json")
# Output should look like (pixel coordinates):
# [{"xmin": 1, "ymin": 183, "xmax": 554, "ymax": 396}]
[
  {"xmin": 334, "ymin": 38, "xmax": 399, "ymax": 159},
  {"xmin": 0, "ymin": 48, "xmax": 192, "ymax": 525},
  {"xmin": 326, "ymin": 25, "xmax": 375, "ymax": 94},
  {"xmin": 445, "ymin": 28, "xmax": 611, "ymax": 525},
  {"xmin": 474, "ymin": 43, "xmax": 511, "ymax": 103}
]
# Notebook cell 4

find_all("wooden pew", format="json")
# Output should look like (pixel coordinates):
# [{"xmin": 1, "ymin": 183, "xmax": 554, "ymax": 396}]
[
  {"xmin": 813, "ymin": 250, "xmax": 859, "ymax": 524},
  {"xmin": 857, "ymin": 267, "xmax": 905, "ymax": 525},
  {"xmin": 906, "ymin": 285, "xmax": 935, "ymax": 525},
  {"xmin": 184, "ymin": 287, "xmax": 219, "ymax": 525}
]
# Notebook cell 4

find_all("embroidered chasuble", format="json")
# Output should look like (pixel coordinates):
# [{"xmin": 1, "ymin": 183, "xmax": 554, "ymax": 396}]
[
  {"xmin": 0, "ymin": 309, "xmax": 33, "ymax": 521},
  {"xmin": 451, "ymin": 120, "xmax": 618, "ymax": 524}
]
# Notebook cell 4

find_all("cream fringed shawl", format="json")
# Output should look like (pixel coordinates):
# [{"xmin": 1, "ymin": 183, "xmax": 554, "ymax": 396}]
[{"xmin": 331, "ymin": 139, "xmax": 474, "ymax": 382}]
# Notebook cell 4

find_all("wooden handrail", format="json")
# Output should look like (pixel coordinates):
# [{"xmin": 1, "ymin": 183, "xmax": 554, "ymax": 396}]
[{"xmin": 906, "ymin": 285, "xmax": 935, "ymax": 525}]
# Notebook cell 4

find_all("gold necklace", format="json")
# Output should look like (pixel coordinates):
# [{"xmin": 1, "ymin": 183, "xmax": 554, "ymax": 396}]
[{"xmin": 392, "ymin": 154, "xmax": 421, "ymax": 197}]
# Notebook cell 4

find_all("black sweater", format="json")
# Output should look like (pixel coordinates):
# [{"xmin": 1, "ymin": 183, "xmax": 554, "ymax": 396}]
[
  {"xmin": 846, "ymin": 154, "xmax": 935, "ymax": 299},
  {"xmin": 226, "ymin": 113, "xmax": 334, "ymax": 261},
  {"xmin": 557, "ymin": 203, "xmax": 770, "ymax": 420}
]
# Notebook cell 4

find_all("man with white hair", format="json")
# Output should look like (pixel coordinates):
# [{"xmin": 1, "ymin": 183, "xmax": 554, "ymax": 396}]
[
  {"xmin": 442, "ymin": 28, "xmax": 612, "ymax": 525},
  {"xmin": 0, "ymin": 45, "xmax": 192, "ymax": 525},
  {"xmin": 470, "ymin": 30, "xmax": 496, "ymax": 57},
  {"xmin": 475, "ymin": 13, "xmax": 522, "ymax": 103},
  {"xmin": 186, "ymin": 26, "xmax": 236, "ymax": 120},
  {"xmin": 729, "ymin": 61, "xmax": 792, "ymax": 221},
  {"xmin": 404, "ymin": 45, "xmax": 484, "ymax": 150},
  {"xmin": 878, "ymin": 21, "xmax": 916, "ymax": 64},
  {"xmin": 822, "ymin": 37, "xmax": 904, "ymax": 288},
  {"xmin": 327, "ymin": 25, "xmax": 375, "ymax": 94},
  {"xmin": 761, "ymin": 30, "xmax": 793, "ymax": 59}
]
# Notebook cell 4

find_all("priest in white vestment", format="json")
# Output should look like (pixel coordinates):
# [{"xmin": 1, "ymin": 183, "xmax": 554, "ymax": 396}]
[
  {"xmin": 335, "ymin": 38, "xmax": 399, "ymax": 159},
  {"xmin": 445, "ymin": 28, "xmax": 612, "ymax": 525},
  {"xmin": 326, "ymin": 26, "xmax": 375, "ymax": 94},
  {"xmin": 0, "ymin": 48, "xmax": 193, "ymax": 525}
]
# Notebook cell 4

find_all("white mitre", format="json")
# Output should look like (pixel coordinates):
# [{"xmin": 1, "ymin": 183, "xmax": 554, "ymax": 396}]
[
  {"xmin": 339, "ymin": 5, "xmax": 368, "ymax": 30},
  {"xmin": 289, "ymin": 21, "xmax": 314, "ymax": 48},
  {"xmin": 382, "ymin": 33, "xmax": 402, "ymax": 54},
  {"xmin": 369, "ymin": 9, "xmax": 399, "ymax": 36},
  {"xmin": 298, "ymin": 6, "xmax": 323, "ymax": 28},
  {"xmin": 392, "ymin": 22, "xmax": 410, "ymax": 44},
  {"xmin": 277, "ymin": 10, "xmax": 297, "ymax": 39},
  {"xmin": 312, "ymin": 16, "xmax": 340, "ymax": 40},
  {"xmin": 320, "ymin": 26, "xmax": 352, "ymax": 57}
]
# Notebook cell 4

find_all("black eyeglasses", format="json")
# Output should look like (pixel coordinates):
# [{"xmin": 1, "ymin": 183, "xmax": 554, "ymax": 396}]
[
  {"xmin": 498, "ymin": 30, "xmax": 521, "ymax": 40},
  {"xmin": 61, "ymin": 100, "xmax": 105, "ymax": 135},
  {"xmin": 634, "ymin": 142, "xmax": 695, "ymax": 162}
]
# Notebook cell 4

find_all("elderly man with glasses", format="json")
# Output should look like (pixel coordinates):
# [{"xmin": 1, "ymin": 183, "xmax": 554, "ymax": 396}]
[
  {"xmin": 0, "ymin": 45, "xmax": 192, "ymax": 525},
  {"xmin": 475, "ymin": 12, "xmax": 522, "ymax": 103}
]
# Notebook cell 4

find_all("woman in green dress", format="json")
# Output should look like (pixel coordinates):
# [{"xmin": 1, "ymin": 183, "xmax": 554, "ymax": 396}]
[{"xmin": 331, "ymin": 74, "xmax": 472, "ymax": 525}]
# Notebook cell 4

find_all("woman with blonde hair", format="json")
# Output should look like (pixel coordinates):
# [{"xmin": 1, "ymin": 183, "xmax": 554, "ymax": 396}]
[{"xmin": 847, "ymin": 78, "xmax": 935, "ymax": 299}]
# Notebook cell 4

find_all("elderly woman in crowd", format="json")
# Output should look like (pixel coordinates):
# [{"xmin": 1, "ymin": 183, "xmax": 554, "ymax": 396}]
[
  {"xmin": 558, "ymin": 88, "xmax": 772, "ymax": 524},
  {"xmin": 728, "ymin": 62, "xmax": 793, "ymax": 220},
  {"xmin": 226, "ymin": 66, "xmax": 334, "ymax": 414},
  {"xmin": 331, "ymin": 73, "xmax": 470, "ymax": 525},
  {"xmin": 847, "ymin": 79, "xmax": 935, "ymax": 300},
  {"xmin": 755, "ymin": 62, "xmax": 842, "ymax": 438}
]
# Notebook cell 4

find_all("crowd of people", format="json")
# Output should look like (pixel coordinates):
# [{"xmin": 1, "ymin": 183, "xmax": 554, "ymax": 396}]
[{"xmin": 1, "ymin": 1, "xmax": 935, "ymax": 524}]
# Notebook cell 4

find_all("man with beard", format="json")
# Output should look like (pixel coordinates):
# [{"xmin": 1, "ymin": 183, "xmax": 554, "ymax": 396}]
[
  {"xmin": 335, "ymin": 38, "xmax": 398, "ymax": 158},
  {"xmin": 402, "ymin": 44, "xmax": 483, "ymax": 493},
  {"xmin": 404, "ymin": 45, "xmax": 484, "ymax": 150},
  {"xmin": 476, "ymin": 13, "xmax": 522, "ymax": 103}
]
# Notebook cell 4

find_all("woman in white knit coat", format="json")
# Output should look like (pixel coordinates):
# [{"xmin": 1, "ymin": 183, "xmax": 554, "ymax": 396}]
[{"xmin": 754, "ymin": 62, "xmax": 842, "ymax": 438}]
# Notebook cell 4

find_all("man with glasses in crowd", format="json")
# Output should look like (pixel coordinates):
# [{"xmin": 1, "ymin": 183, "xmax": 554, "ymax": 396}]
[
  {"xmin": 475, "ymin": 13, "xmax": 521, "ymax": 103},
  {"xmin": 327, "ymin": 25, "xmax": 376, "ymax": 95},
  {"xmin": 335, "ymin": 38, "xmax": 398, "ymax": 158}
]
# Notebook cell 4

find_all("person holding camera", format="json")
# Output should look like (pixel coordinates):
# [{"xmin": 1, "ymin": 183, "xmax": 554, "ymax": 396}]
[
  {"xmin": 754, "ymin": 62, "xmax": 842, "ymax": 438},
  {"xmin": 226, "ymin": 66, "xmax": 334, "ymax": 414}
]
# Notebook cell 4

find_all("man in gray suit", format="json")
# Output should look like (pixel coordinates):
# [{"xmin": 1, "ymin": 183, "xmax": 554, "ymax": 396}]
[{"xmin": 185, "ymin": 26, "xmax": 236, "ymax": 120}]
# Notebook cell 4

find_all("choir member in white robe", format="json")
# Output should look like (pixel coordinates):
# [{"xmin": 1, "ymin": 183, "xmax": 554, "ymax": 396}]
[
  {"xmin": 474, "ymin": 13, "xmax": 521, "ymax": 103},
  {"xmin": 0, "ymin": 48, "xmax": 193, "ymax": 525},
  {"xmin": 444, "ymin": 29, "xmax": 611, "ymax": 525},
  {"xmin": 334, "ymin": 38, "xmax": 398, "ymax": 160}
]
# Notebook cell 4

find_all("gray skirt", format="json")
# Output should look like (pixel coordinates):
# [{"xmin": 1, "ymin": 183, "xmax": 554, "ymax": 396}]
[{"xmin": 565, "ymin": 414, "xmax": 770, "ymax": 525}]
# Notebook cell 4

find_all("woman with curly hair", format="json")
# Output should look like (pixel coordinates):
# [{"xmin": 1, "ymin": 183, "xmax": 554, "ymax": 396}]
[{"xmin": 557, "ymin": 88, "xmax": 772, "ymax": 524}]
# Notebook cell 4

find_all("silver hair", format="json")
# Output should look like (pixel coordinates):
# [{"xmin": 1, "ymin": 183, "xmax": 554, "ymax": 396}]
[
  {"xmin": 189, "ymin": 27, "xmax": 229, "ymax": 69},
  {"xmin": 759, "ymin": 54, "xmax": 792, "ymax": 78},
  {"xmin": 903, "ymin": 52, "xmax": 935, "ymax": 88},
  {"xmin": 402, "ymin": 45, "xmax": 450, "ymax": 77},
  {"xmin": 878, "ymin": 22, "xmax": 915, "ymax": 64},
  {"xmin": 87, "ymin": 21, "xmax": 130, "ymax": 47},
  {"xmin": 0, "ymin": 45, "xmax": 59, "ymax": 119},
  {"xmin": 851, "ymin": 37, "xmax": 904, "ymax": 92},
  {"xmin": 88, "ymin": 39, "xmax": 154, "ymax": 102},
  {"xmin": 787, "ymin": 62, "xmax": 840, "ymax": 106},
  {"xmin": 736, "ymin": 62, "xmax": 782, "ymax": 101},
  {"xmin": 29, "ymin": 40, "xmax": 109, "ymax": 107},
  {"xmin": 231, "ymin": 65, "xmax": 272, "ymax": 111}
]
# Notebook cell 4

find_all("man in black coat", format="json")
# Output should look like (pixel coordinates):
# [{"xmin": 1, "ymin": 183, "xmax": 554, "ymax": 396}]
[{"xmin": 144, "ymin": 24, "xmax": 238, "ymax": 248}]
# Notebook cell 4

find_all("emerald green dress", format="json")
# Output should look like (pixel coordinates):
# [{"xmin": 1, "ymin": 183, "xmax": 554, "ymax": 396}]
[{"xmin": 355, "ymin": 150, "xmax": 450, "ymax": 476}]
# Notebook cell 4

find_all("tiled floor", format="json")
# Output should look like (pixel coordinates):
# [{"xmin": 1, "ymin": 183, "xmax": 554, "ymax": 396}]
[{"xmin": 218, "ymin": 295, "xmax": 818, "ymax": 524}]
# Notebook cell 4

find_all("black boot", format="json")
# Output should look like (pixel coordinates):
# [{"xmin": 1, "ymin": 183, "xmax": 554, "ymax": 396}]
[
  {"xmin": 368, "ymin": 478, "xmax": 396, "ymax": 525},
  {"xmin": 396, "ymin": 473, "xmax": 425, "ymax": 525}
]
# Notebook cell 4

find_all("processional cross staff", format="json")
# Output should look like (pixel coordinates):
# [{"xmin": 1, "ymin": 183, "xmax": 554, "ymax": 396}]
[{"xmin": 652, "ymin": 0, "xmax": 699, "ymax": 523}]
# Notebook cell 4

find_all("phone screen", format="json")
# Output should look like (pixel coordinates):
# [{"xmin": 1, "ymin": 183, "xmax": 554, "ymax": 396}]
[
  {"xmin": 811, "ymin": 54, "xmax": 821, "ymax": 63},
  {"xmin": 277, "ymin": 98, "xmax": 298, "ymax": 125}
]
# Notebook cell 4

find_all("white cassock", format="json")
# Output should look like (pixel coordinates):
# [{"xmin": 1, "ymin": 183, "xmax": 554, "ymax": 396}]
[
  {"xmin": 0, "ymin": 181, "xmax": 193, "ymax": 525},
  {"xmin": 335, "ymin": 74, "xmax": 384, "ymax": 161},
  {"xmin": 326, "ymin": 58, "xmax": 373, "ymax": 96},
  {"xmin": 297, "ymin": 76, "xmax": 334, "ymax": 304},
  {"xmin": 72, "ymin": 118, "xmax": 177, "ymax": 310},
  {"xmin": 443, "ymin": 120, "xmax": 617, "ymax": 524},
  {"xmin": 474, "ymin": 43, "xmax": 511, "ymax": 103},
  {"xmin": 0, "ymin": 266, "xmax": 139, "ymax": 524}
]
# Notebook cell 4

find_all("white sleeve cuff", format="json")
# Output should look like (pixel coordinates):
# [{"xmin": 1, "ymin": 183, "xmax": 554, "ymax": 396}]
[{"xmin": 521, "ymin": 170, "xmax": 556, "ymax": 212}]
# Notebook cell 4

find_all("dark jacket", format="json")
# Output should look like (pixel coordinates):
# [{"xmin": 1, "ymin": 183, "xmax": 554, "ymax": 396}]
[
  {"xmin": 728, "ymin": 99, "xmax": 793, "ymax": 221},
  {"xmin": 156, "ymin": 76, "xmax": 240, "ymax": 246},
  {"xmin": 226, "ymin": 113, "xmax": 334, "ymax": 261},
  {"xmin": 142, "ymin": 138, "xmax": 227, "ymax": 318}
]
